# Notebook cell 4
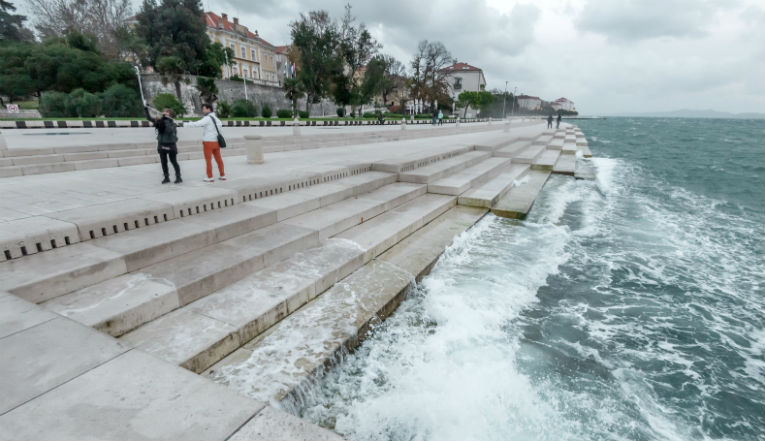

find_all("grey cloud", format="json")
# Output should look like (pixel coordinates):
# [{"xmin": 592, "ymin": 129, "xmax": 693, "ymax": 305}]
[{"xmin": 574, "ymin": 0, "xmax": 720, "ymax": 42}]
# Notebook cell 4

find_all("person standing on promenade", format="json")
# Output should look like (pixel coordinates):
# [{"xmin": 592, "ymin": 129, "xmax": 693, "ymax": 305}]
[
  {"xmin": 184, "ymin": 103, "xmax": 226, "ymax": 182},
  {"xmin": 547, "ymin": 114, "xmax": 553, "ymax": 128},
  {"xmin": 438, "ymin": 109, "xmax": 443, "ymax": 125},
  {"xmin": 144, "ymin": 103, "xmax": 182, "ymax": 184},
  {"xmin": 556, "ymin": 113, "xmax": 562, "ymax": 129},
  {"xmin": 432, "ymin": 107, "xmax": 438, "ymax": 125}
]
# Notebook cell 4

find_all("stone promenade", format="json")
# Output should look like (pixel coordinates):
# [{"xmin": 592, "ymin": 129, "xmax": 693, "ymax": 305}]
[{"xmin": 0, "ymin": 120, "xmax": 592, "ymax": 440}]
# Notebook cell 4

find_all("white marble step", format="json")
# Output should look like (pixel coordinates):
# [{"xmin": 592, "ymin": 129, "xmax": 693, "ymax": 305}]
[
  {"xmin": 204, "ymin": 204, "xmax": 485, "ymax": 404},
  {"xmin": 553, "ymin": 153, "xmax": 576, "ymax": 175},
  {"xmin": 533, "ymin": 149, "xmax": 561, "ymax": 170},
  {"xmin": 491, "ymin": 169, "xmax": 552, "ymax": 219},
  {"xmin": 1, "ymin": 172, "xmax": 395, "ymax": 303},
  {"xmin": 513, "ymin": 144, "xmax": 546, "ymax": 163},
  {"xmin": 43, "ymin": 222, "xmax": 319, "ymax": 338},
  {"xmin": 119, "ymin": 193, "xmax": 455, "ymax": 374},
  {"xmin": 458, "ymin": 163, "xmax": 530, "ymax": 208},
  {"xmin": 427, "ymin": 157, "xmax": 511, "ymax": 195},
  {"xmin": 494, "ymin": 140, "xmax": 532, "ymax": 158},
  {"xmin": 398, "ymin": 150, "xmax": 491, "ymax": 184}
]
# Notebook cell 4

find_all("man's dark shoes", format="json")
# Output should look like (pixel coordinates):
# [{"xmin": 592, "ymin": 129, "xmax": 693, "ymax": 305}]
[
  {"xmin": 161, "ymin": 176, "xmax": 171, "ymax": 184},
  {"xmin": 174, "ymin": 176, "xmax": 183, "ymax": 184}
]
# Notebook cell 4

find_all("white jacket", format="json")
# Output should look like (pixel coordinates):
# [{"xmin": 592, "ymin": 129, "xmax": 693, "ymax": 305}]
[{"xmin": 184, "ymin": 112, "xmax": 224, "ymax": 142}]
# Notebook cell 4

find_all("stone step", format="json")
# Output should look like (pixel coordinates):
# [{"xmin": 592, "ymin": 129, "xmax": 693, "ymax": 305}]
[
  {"xmin": 494, "ymin": 140, "xmax": 532, "ymax": 158},
  {"xmin": 547, "ymin": 137, "xmax": 564, "ymax": 150},
  {"xmin": 562, "ymin": 140, "xmax": 578, "ymax": 154},
  {"xmin": 398, "ymin": 150, "xmax": 491, "ymax": 183},
  {"xmin": 533, "ymin": 134, "xmax": 554, "ymax": 146},
  {"xmin": 43, "ymin": 222, "xmax": 319, "ymax": 338},
  {"xmin": 458, "ymin": 163, "xmax": 530, "ymax": 208},
  {"xmin": 491, "ymin": 169, "xmax": 552, "ymax": 219},
  {"xmin": 532, "ymin": 149, "xmax": 561, "ymax": 170},
  {"xmin": 575, "ymin": 159, "xmax": 596, "ymax": 180},
  {"xmin": 40, "ymin": 180, "xmax": 417, "ymax": 337},
  {"xmin": 118, "ymin": 193, "xmax": 455, "ymax": 374},
  {"xmin": 333, "ymin": 193, "xmax": 456, "ymax": 262},
  {"xmin": 553, "ymin": 152, "xmax": 576, "ymax": 175},
  {"xmin": 0, "ymin": 171, "xmax": 395, "ymax": 302},
  {"xmin": 118, "ymin": 239, "xmax": 364, "ymax": 374},
  {"xmin": 427, "ymin": 157, "xmax": 511, "ymax": 195},
  {"xmin": 283, "ymin": 182, "xmax": 426, "ymax": 240},
  {"xmin": 371, "ymin": 143, "xmax": 472, "ymax": 173},
  {"xmin": 513, "ymin": 144, "xmax": 546, "ymax": 163},
  {"xmin": 204, "ymin": 205, "xmax": 485, "ymax": 404}
]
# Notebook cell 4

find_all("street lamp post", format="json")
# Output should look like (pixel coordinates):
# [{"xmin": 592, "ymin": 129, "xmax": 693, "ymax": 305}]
[
  {"xmin": 511, "ymin": 86, "xmax": 518, "ymax": 117},
  {"xmin": 502, "ymin": 80, "xmax": 508, "ymax": 119}
]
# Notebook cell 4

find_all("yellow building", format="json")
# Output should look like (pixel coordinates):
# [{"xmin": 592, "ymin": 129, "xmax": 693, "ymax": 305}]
[{"xmin": 204, "ymin": 12, "xmax": 279, "ymax": 85}]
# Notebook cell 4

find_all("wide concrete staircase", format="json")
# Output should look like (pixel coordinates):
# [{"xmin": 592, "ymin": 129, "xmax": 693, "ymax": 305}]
[{"xmin": 0, "ymin": 122, "xmax": 592, "ymax": 409}]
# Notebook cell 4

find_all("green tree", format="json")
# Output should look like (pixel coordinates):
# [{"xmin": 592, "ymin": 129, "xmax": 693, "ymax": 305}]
[
  {"xmin": 38, "ymin": 91, "xmax": 68, "ymax": 117},
  {"xmin": 230, "ymin": 99, "xmax": 257, "ymax": 117},
  {"xmin": 100, "ymin": 83, "xmax": 142, "ymax": 117},
  {"xmin": 136, "ymin": 0, "xmax": 217, "ymax": 96},
  {"xmin": 290, "ymin": 10, "xmax": 340, "ymax": 113},
  {"xmin": 152, "ymin": 92, "xmax": 186, "ymax": 117},
  {"xmin": 333, "ymin": 3, "xmax": 379, "ymax": 116},
  {"xmin": 0, "ymin": 0, "xmax": 33, "ymax": 42},
  {"xmin": 0, "ymin": 42, "xmax": 34, "ymax": 104},
  {"xmin": 195, "ymin": 76, "xmax": 218, "ymax": 103},
  {"xmin": 458, "ymin": 91, "xmax": 493, "ymax": 118},
  {"xmin": 410, "ymin": 40, "xmax": 452, "ymax": 110},
  {"xmin": 155, "ymin": 55, "xmax": 186, "ymax": 99},
  {"xmin": 65, "ymin": 88, "xmax": 101, "ymax": 117}
]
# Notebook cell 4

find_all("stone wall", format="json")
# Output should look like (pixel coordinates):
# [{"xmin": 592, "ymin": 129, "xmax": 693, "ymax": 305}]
[{"xmin": 140, "ymin": 74, "xmax": 334, "ymax": 117}]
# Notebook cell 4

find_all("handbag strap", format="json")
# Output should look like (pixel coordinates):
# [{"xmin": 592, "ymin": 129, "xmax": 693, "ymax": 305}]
[{"xmin": 208, "ymin": 114, "xmax": 222, "ymax": 136}]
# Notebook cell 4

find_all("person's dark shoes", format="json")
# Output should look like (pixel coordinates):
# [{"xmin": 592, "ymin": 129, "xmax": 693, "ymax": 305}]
[
  {"xmin": 161, "ymin": 176, "xmax": 171, "ymax": 184},
  {"xmin": 174, "ymin": 176, "xmax": 183, "ymax": 184}
]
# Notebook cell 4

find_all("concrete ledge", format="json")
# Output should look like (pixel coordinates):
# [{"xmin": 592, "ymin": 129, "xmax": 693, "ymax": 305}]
[
  {"xmin": 141, "ymin": 187, "xmax": 238, "ymax": 219},
  {"xmin": 0, "ymin": 216, "xmax": 80, "ymax": 260},
  {"xmin": 48, "ymin": 198, "xmax": 177, "ymax": 241}
]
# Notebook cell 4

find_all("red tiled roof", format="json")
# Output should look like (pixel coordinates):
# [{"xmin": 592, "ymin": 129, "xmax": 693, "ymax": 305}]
[
  {"xmin": 204, "ymin": 12, "xmax": 276, "ymax": 49},
  {"xmin": 440, "ymin": 62, "xmax": 482, "ymax": 72},
  {"xmin": 274, "ymin": 45, "xmax": 290, "ymax": 54}
]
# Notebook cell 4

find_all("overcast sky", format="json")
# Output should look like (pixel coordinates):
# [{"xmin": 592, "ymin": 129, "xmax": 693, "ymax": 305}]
[{"xmin": 139, "ymin": 0, "xmax": 764, "ymax": 114}]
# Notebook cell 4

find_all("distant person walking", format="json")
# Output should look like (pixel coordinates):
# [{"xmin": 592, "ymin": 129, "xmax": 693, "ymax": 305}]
[
  {"xmin": 184, "ymin": 103, "xmax": 226, "ymax": 182},
  {"xmin": 438, "ymin": 109, "xmax": 443, "ymax": 125},
  {"xmin": 144, "ymin": 103, "xmax": 182, "ymax": 184},
  {"xmin": 556, "ymin": 113, "xmax": 562, "ymax": 129},
  {"xmin": 547, "ymin": 114, "xmax": 553, "ymax": 128}
]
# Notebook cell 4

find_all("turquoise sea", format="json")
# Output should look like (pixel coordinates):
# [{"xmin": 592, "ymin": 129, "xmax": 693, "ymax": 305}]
[{"xmin": 296, "ymin": 118, "xmax": 765, "ymax": 441}]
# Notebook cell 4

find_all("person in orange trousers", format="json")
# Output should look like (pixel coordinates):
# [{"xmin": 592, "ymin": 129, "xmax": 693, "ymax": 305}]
[{"xmin": 184, "ymin": 103, "xmax": 226, "ymax": 182}]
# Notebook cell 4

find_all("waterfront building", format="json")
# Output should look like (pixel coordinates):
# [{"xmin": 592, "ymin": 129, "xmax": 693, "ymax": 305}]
[
  {"xmin": 204, "ymin": 12, "xmax": 279, "ymax": 85},
  {"xmin": 517, "ymin": 95, "xmax": 543, "ymax": 112},
  {"xmin": 551, "ymin": 97, "xmax": 576, "ymax": 112},
  {"xmin": 440, "ymin": 61, "xmax": 487, "ymax": 117}
]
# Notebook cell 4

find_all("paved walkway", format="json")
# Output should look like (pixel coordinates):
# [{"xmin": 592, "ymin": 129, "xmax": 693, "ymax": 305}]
[{"xmin": 0, "ymin": 124, "xmax": 519, "ymax": 223}]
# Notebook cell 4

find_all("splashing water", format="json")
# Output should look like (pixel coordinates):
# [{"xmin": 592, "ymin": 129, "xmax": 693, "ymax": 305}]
[{"xmin": 295, "ymin": 118, "xmax": 765, "ymax": 441}]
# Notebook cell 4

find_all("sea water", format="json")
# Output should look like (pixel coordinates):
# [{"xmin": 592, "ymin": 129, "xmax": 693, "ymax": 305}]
[{"xmin": 296, "ymin": 117, "xmax": 765, "ymax": 441}]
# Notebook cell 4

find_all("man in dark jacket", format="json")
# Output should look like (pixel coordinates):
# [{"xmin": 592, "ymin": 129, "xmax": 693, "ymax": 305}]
[
  {"xmin": 145, "ymin": 103, "xmax": 182, "ymax": 184},
  {"xmin": 556, "ymin": 113, "xmax": 562, "ymax": 129}
]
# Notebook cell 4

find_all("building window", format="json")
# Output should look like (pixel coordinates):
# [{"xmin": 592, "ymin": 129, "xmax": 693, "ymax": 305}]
[
  {"xmin": 251, "ymin": 49, "xmax": 256, "ymax": 60},
  {"xmin": 454, "ymin": 77, "xmax": 462, "ymax": 90},
  {"xmin": 241, "ymin": 47, "xmax": 246, "ymax": 59}
]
